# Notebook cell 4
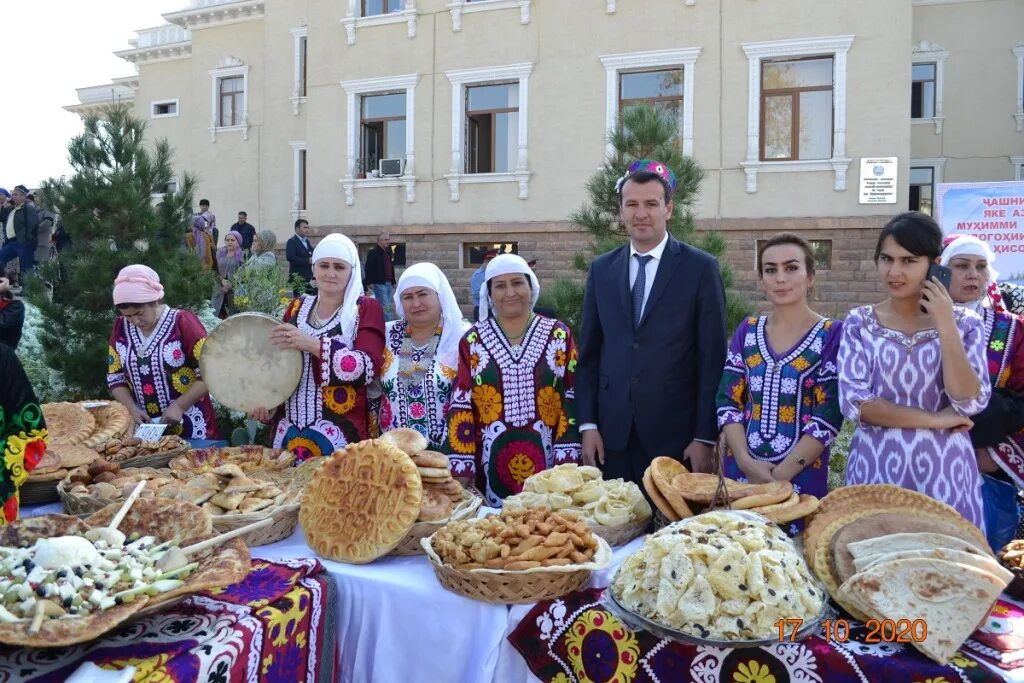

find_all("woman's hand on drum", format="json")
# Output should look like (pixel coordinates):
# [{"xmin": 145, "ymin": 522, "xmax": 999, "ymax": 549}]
[
  {"xmin": 248, "ymin": 406, "xmax": 273, "ymax": 423},
  {"xmin": 271, "ymin": 323, "xmax": 318, "ymax": 354}
]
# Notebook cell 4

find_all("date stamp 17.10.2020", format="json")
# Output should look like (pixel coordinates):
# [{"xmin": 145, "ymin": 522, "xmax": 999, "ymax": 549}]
[{"xmin": 776, "ymin": 618, "xmax": 928, "ymax": 643}]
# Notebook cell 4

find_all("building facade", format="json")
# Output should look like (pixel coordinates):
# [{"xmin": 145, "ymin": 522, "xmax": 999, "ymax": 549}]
[{"xmin": 70, "ymin": 0, "xmax": 1024, "ymax": 315}]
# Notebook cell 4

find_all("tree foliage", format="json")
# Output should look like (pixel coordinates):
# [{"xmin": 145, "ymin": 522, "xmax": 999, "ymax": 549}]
[
  {"xmin": 538, "ymin": 106, "xmax": 752, "ymax": 335},
  {"xmin": 27, "ymin": 105, "xmax": 213, "ymax": 398}
]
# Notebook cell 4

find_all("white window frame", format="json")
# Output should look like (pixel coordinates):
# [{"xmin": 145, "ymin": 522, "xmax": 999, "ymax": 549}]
[
  {"xmin": 150, "ymin": 177, "xmax": 180, "ymax": 200},
  {"xmin": 909, "ymin": 157, "xmax": 945, "ymax": 213},
  {"xmin": 445, "ymin": 62, "xmax": 533, "ymax": 202},
  {"xmin": 447, "ymin": 0, "xmax": 530, "ymax": 32},
  {"xmin": 340, "ymin": 73, "xmax": 419, "ymax": 206},
  {"xmin": 290, "ymin": 27, "xmax": 308, "ymax": 115},
  {"xmin": 606, "ymin": 0, "xmax": 694, "ymax": 12},
  {"xmin": 290, "ymin": 141, "xmax": 308, "ymax": 219},
  {"xmin": 150, "ymin": 98, "xmax": 179, "ymax": 119},
  {"xmin": 1014, "ymin": 44, "xmax": 1024, "ymax": 133},
  {"xmin": 599, "ymin": 48, "xmax": 701, "ymax": 159},
  {"xmin": 740, "ymin": 35, "xmax": 854, "ymax": 194},
  {"xmin": 208, "ymin": 59, "xmax": 249, "ymax": 142},
  {"xmin": 342, "ymin": 0, "xmax": 417, "ymax": 46},
  {"xmin": 912, "ymin": 41, "xmax": 948, "ymax": 135},
  {"xmin": 1012, "ymin": 156, "xmax": 1024, "ymax": 181}
]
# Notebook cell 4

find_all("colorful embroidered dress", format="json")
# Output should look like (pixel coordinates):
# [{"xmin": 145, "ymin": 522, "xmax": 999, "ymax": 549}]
[
  {"xmin": 378, "ymin": 319, "xmax": 466, "ymax": 451},
  {"xmin": 715, "ymin": 316, "xmax": 843, "ymax": 504},
  {"xmin": 0, "ymin": 346, "xmax": 46, "ymax": 524},
  {"xmin": 838, "ymin": 305, "xmax": 990, "ymax": 529},
  {"xmin": 272, "ymin": 295, "xmax": 385, "ymax": 462},
  {"xmin": 444, "ymin": 316, "xmax": 582, "ymax": 506},
  {"xmin": 107, "ymin": 308, "xmax": 221, "ymax": 440},
  {"xmin": 980, "ymin": 308, "xmax": 1024, "ymax": 488}
]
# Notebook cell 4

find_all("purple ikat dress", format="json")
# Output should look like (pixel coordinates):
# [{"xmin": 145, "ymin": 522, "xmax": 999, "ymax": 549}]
[{"xmin": 837, "ymin": 305, "xmax": 990, "ymax": 530}]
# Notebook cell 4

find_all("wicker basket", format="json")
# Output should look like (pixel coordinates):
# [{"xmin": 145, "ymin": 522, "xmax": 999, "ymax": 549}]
[
  {"xmin": 653, "ymin": 508, "xmax": 674, "ymax": 530},
  {"xmin": 589, "ymin": 516, "xmax": 650, "ymax": 547},
  {"xmin": 21, "ymin": 474, "xmax": 66, "ymax": 505},
  {"xmin": 170, "ymin": 446, "xmax": 295, "ymax": 474},
  {"xmin": 388, "ymin": 491, "xmax": 483, "ymax": 557},
  {"xmin": 111, "ymin": 445, "xmax": 188, "ymax": 471},
  {"xmin": 210, "ymin": 498, "xmax": 300, "ymax": 546}
]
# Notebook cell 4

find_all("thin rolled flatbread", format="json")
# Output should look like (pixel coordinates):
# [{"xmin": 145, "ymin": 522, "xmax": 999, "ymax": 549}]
[
  {"xmin": 855, "ymin": 547, "xmax": 1013, "ymax": 585},
  {"xmin": 848, "ymin": 531, "xmax": 990, "ymax": 561}
]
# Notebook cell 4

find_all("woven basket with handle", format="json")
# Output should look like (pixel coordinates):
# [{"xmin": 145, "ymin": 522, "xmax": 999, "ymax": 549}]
[{"xmin": 387, "ymin": 490, "xmax": 483, "ymax": 557}]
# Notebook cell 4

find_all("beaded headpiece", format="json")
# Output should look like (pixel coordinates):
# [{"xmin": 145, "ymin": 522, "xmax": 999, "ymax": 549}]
[{"xmin": 615, "ymin": 159, "xmax": 677, "ymax": 194}]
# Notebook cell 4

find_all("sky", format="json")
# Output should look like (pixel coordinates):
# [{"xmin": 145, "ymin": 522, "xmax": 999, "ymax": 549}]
[{"xmin": 0, "ymin": 0, "xmax": 181, "ymax": 188}]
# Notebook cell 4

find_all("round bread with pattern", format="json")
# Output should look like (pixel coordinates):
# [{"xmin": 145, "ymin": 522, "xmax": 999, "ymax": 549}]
[
  {"xmin": 300, "ymin": 439, "xmax": 422, "ymax": 563},
  {"xmin": 81, "ymin": 402, "xmax": 131, "ymax": 448},
  {"xmin": 42, "ymin": 402, "xmax": 96, "ymax": 447},
  {"xmin": 379, "ymin": 428, "xmax": 429, "ymax": 456}
]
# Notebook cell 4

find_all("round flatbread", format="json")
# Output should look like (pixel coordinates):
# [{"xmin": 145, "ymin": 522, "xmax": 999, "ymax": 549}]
[
  {"xmin": 417, "ymin": 467, "xmax": 451, "ymax": 480},
  {"xmin": 762, "ymin": 493, "xmax": 819, "ymax": 524},
  {"xmin": 649, "ymin": 457, "xmax": 693, "ymax": 518},
  {"xmin": 642, "ymin": 468, "xmax": 678, "ymax": 522},
  {"xmin": 750, "ymin": 491, "xmax": 799, "ymax": 514},
  {"xmin": 81, "ymin": 401, "xmax": 131, "ymax": 448},
  {"xmin": 300, "ymin": 439, "xmax": 422, "ymax": 563},
  {"xmin": 380, "ymin": 428, "xmax": 429, "ymax": 456},
  {"xmin": 26, "ymin": 468, "xmax": 70, "ymax": 483},
  {"xmin": 48, "ymin": 444, "xmax": 103, "ymax": 469},
  {"xmin": 729, "ymin": 480, "xmax": 794, "ymax": 510},
  {"xmin": 42, "ymin": 402, "xmax": 95, "ymax": 447},
  {"xmin": 419, "ymin": 489, "xmax": 454, "ymax": 522},
  {"xmin": 412, "ymin": 450, "xmax": 449, "ymax": 469}
]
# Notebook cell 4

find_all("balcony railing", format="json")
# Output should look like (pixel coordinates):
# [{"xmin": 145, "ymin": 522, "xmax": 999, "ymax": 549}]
[{"xmin": 132, "ymin": 24, "xmax": 191, "ymax": 48}]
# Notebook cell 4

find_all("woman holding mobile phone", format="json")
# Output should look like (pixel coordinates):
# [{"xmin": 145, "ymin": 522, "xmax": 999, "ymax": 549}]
[{"xmin": 838, "ymin": 212, "xmax": 990, "ymax": 530}]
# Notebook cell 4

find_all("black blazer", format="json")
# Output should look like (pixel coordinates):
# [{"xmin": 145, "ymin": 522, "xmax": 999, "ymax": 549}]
[
  {"xmin": 285, "ymin": 234, "xmax": 314, "ymax": 282},
  {"xmin": 575, "ymin": 235, "xmax": 726, "ymax": 457},
  {"xmin": 363, "ymin": 245, "xmax": 395, "ymax": 286}
]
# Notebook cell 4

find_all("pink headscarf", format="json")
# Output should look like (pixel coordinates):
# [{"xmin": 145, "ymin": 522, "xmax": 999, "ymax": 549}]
[
  {"xmin": 112, "ymin": 264, "xmax": 165, "ymax": 306},
  {"xmin": 217, "ymin": 230, "xmax": 245, "ymax": 267}
]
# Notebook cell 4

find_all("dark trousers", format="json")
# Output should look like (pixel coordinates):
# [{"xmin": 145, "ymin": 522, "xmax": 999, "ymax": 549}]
[
  {"xmin": 599, "ymin": 422, "xmax": 653, "ymax": 489},
  {"xmin": 472, "ymin": 305, "xmax": 480, "ymax": 322},
  {"xmin": 0, "ymin": 240, "xmax": 34, "ymax": 280}
]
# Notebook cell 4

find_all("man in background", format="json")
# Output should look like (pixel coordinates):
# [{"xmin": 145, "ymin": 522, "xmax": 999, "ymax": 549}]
[
  {"xmin": 196, "ymin": 199, "xmax": 218, "ymax": 246},
  {"xmin": 363, "ymin": 231, "xmax": 396, "ymax": 320},
  {"xmin": 286, "ymin": 219, "xmax": 314, "ymax": 296},
  {"xmin": 0, "ymin": 186, "xmax": 39, "ymax": 288},
  {"xmin": 0, "ymin": 277, "xmax": 25, "ymax": 350},
  {"xmin": 231, "ymin": 211, "xmax": 256, "ymax": 252},
  {"xmin": 470, "ymin": 248, "xmax": 497, "ymax": 322}
]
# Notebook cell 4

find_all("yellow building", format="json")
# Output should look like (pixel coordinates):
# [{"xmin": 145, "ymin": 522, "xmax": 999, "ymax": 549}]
[{"xmin": 70, "ymin": 0, "xmax": 1024, "ymax": 312}]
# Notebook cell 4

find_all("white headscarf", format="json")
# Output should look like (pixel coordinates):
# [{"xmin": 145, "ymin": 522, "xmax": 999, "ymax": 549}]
[
  {"xmin": 940, "ymin": 235, "xmax": 999, "ymax": 281},
  {"xmin": 312, "ymin": 233, "xmax": 363, "ymax": 336},
  {"xmin": 477, "ymin": 253, "xmax": 540, "ymax": 322},
  {"xmin": 394, "ymin": 262, "xmax": 466, "ymax": 369}
]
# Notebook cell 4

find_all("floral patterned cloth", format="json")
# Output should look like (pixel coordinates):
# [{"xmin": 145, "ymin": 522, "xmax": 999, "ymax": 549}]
[
  {"xmin": 0, "ymin": 558, "xmax": 337, "ymax": 683},
  {"xmin": 376, "ymin": 318, "xmax": 466, "ymax": 451},
  {"xmin": 509, "ymin": 587, "xmax": 1017, "ymax": 683},
  {"xmin": 979, "ymin": 308, "xmax": 1024, "ymax": 488},
  {"xmin": 443, "ymin": 315, "xmax": 582, "ymax": 506},
  {"xmin": 107, "ymin": 307, "xmax": 221, "ymax": 440},
  {"xmin": 715, "ymin": 316, "xmax": 843, "ymax": 530},
  {"xmin": 272, "ymin": 295, "xmax": 385, "ymax": 462},
  {"xmin": 0, "ymin": 345, "xmax": 47, "ymax": 524}
]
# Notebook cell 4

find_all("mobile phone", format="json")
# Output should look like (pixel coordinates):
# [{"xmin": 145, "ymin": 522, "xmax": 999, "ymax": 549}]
[{"xmin": 921, "ymin": 263, "xmax": 953, "ymax": 313}]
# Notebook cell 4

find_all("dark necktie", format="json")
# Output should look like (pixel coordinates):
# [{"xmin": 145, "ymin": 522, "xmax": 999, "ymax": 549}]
[{"xmin": 632, "ymin": 254, "xmax": 653, "ymax": 327}]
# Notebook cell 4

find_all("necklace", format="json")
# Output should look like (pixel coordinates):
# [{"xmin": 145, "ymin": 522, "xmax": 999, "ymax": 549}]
[
  {"xmin": 498, "ymin": 314, "xmax": 534, "ymax": 344},
  {"xmin": 311, "ymin": 299, "xmax": 342, "ymax": 328}
]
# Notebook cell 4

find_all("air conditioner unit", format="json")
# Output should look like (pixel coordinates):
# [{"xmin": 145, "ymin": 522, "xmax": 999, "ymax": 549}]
[{"xmin": 379, "ymin": 158, "xmax": 403, "ymax": 177}]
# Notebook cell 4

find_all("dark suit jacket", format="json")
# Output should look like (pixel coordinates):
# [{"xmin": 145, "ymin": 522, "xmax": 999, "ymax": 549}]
[
  {"xmin": 285, "ymin": 234, "xmax": 314, "ymax": 282},
  {"xmin": 576, "ymin": 235, "xmax": 726, "ymax": 458},
  {"xmin": 363, "ymin": 244, "xmax": 395, "ymax": 286},
  {"xmin": 8, "ymin": 204, "xmax": 39, "ymax": 245}
]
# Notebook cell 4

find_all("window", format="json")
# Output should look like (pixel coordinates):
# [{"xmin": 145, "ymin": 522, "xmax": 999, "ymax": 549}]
[
  {"xmin": 760, "ymin": 57, "xmax": 833, "ymax": 161},
  {"xmin": 909, "ymin": 167, "xmax": 935, "ymax": 215},
  {"xmin": 447, "ymin": 0, "xmax": 532, "ymax": 32},
  {"xmin": 1013, "ymin": 156, "xmax": 1024, "ymax": 181},
  {"xmin": 755, "ymin": 239, "xmax": 831, "ymax": 272},
  {"xmin": 445, "ymin": 62, "xmax": 534, "ymax": 201},
  {"xmin": 911, "ymin": 63, "xmax": 936, "ymax": 119},
  {"xmin": 360, "ymin": 92, "xmax": 407, "ymax": 176},
  {"xmin": 340, "ymin": 73, "xmax": 419, "ymax": 205},
  {"xmin": 600, "ymin": 48, "xmax": 700, "ymax": 157},
  {"xmin": 151, "ymin": 99, "xmax": 178, "ymax": 118},
  {"xmin": 740, "ymin": 35, "xmax": 854, "ymax": 193},
  {"xmin": 343, "ymin": 0, "xmax": 417, "ymax": 45},
  {"xmin": 291, "ymin": 27, "xmax": 308, "ymax": 114},
  {"xmin": 208, "ymin": 59, "xmax": 249, "ymax": 140},
  {"xmin": 290, "ymin": 141, "xmax": 307, "ymax": 218},
  {"xmin": 363, "ymin": 0, "xmax": 404, "ymax": 15},
  {"xmin": 1015, "ymin": 44, "xmax": 1024, "ymax": 132},
  {"xmin": 463, "ymin": 242, "xmax": 518, "ymax": 267},
  {"xmin": 911, "ymin": 42, "xmax": 948, "ymax": 133},
  {"xmin": 152, "ymin": 179, "xmax": 179, "ymax": 198},
  {"xmin": 619, "ymin": 68, "xmax": 684, "ymax": 138},
  {"xmin": 466, "ymin": 83, "xmax": 518, "ymax": 174}
]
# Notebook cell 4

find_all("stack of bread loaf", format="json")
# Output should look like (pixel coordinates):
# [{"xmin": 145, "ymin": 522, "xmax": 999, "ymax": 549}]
[{"xmin": 379, "ymin": 429, "xmax": 466, "ymax": 522}]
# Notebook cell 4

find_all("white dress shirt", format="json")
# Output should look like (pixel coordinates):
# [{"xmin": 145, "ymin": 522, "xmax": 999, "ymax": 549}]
[{"xmin": 629, "ymin": 231, "xmax": 669, "ymax": 320}]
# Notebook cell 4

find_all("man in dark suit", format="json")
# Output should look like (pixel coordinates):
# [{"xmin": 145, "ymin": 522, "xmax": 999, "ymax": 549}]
[
  {"xmin": 576, "ymin": 160, "xmax": 727, "ymax": 484},
  {"xmin": 285, "ymin": 219, "xmax": 314, "ymax": 296},
  {"xmin": 363, "ymin": 231, "xmax": 397, "ymax": 320}
]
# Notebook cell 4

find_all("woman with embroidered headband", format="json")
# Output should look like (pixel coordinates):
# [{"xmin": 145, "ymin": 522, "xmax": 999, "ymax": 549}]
[
  {"xmin": 715, "ymin": 233, "xmax": 842, "ymax": 531},
  {"xmin": 248, "ymin": 233, "xmax": 385, "ymax": 462},
  {"xmin": 838, "ymin": 212, "xmax": 990, "ymax": 530},
  {"xmin": 941, "ymin": 234, "xmax": 1024, "ymax": 548},
  {"xmin": 376, "ymin": 263, "xmax": 468, "ymax": 450},
  {"xmin": 443, "ymin": 254, "xmax": 581, "ymax": 505},
  {"xmin": 107, "ymin": 264, "xmax": 221, "ymax": 439}
]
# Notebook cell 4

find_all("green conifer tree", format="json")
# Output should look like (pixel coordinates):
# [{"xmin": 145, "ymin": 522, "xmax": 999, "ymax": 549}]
[
  {"xmin": 27, "ymin": 105, "xmax": 213, "ymax": 398},
  {"xmin": 540, "ymin": 106, "xmax": 751, "ymax": 334}
]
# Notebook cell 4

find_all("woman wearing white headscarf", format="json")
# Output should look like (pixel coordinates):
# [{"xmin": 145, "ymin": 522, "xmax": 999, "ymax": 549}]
[
  {"xmin": 376, "ymin": 263, "xmax": 469, "ymax": 450},
  {"xmin": 443, "ymin": 254, "xmax": 581, "ymax": 505},
  {"xmin": 942, "ymin": 234, "xmax": 1024, "ymax": 549},
  {"xmin": 248, "ymin": 233, "xmax": 385, "ymax": 462}
]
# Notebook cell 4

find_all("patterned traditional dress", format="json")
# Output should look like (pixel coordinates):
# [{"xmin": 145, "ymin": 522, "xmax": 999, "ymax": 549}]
[
  {"xmin": 0, "ymin": 346, "xmax": 46, "ymax": 524},
  {"xmin": 715, "ymin": 316, "xmax": 843, "ymax": 506},
  {"xmin": 979, "ymin": 308, "xmax": 1024, "ymax": 488},
  {"xmin": 444, "ymin": 315, "xmax": 582, "ymax": 506},
  {"xmin": 107, "ymin": 307, "xmax": 221, "ymax": 440},
  {"xmin": 838, "ymin": 305, "xmax": 990, "ymax": 529},
  {"xmin": 272, "ymin": 295, "xmax": 385, "ymax": 462},
  {"xmin": 377, "ymin": 319, "xmax": 466, "ymax": 451}
]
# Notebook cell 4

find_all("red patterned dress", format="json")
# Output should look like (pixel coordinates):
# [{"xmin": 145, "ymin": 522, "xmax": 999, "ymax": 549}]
[
  {"xmin": 0, "ymin": 345, "xmax": 47, "ymax": 523},
  {"xmin": 272, "ymin": 295, "xmax": 385, "ymax": 461},
  {"xmin": 977, "ymin": 308, "xmax": 1024, "ymax": 488},
  {"xmin": 107, "ymin": 307, "xmax": 221, "ymax": 440},
  {"xmin": 444, "ymin": 315, "xmax": 582, "ymax": 506}
]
